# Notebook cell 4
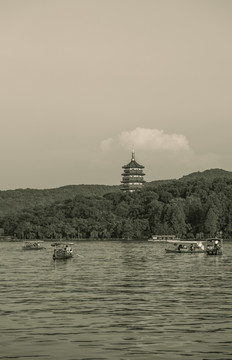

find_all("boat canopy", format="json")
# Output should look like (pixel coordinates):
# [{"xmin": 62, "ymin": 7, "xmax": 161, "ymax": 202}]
[
  {"xmin": 23, "ymin": 240, "xmax": 44, "ymax": 242},
  {"xmin": 206, "ymin": 238, "xmax": 222, "ymax": 242},
  {"xmin": 167, "ymin": 240, "xmax": 203, "ymax": 244},
  {"xmin": 51, "ymin": 242, "xmax": 73, "ymax": 247}
]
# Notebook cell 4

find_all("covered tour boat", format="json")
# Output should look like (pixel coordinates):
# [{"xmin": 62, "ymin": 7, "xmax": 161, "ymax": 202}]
[
  {"xmin": 148, "ymin": 234, "xmax": 180, "ymax": 242},
  {"xmin": 165, "ymin": 240, "xmax": 205, "ymax": 254},
  {"xmin": 51, "ymin": 243, "xmax": 73, "ymax": 260},
  {"xmin": 206, "ymin": 238, "xmax": 223, "ymax": 255}
]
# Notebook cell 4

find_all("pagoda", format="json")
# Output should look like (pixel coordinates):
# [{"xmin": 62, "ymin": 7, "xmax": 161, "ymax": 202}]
[{"xmin": 121, "ymin": 150, "xmax": 145, "ymax": 192}]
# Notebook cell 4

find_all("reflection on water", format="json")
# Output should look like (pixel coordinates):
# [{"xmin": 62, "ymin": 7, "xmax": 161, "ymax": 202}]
[{"xmin": 0, "ymin": 241, "xmax": 232, "ymax": 360}]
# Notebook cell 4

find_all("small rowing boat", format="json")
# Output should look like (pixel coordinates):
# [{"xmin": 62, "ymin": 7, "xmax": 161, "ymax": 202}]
[
  {"xmin": 22, "ymin": 241, "xmax": 45, "ymax": 250},
  {"xmin": 206, "ymin": 238, "xmax": 223, "ymax": 255},
  {"xmin": 51, "ymin": 242, "xmax": 73, "ymax": 260}
]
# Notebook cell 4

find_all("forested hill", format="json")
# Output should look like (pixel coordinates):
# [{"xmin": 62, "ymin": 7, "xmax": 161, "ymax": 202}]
[
  {"xmin": 0, "ymin": 184, "xmax": 119, "ymax": 216},
  {"xmin": 1, "ymin": 168, "xmax": 232, "ymax": 217},
  {"xmin": 1, "ymin": 170, "xmax": 232, "ymax": 240},
  {"xmin": 180, "ymin": 168, "xmax": 232, "ymax": 181},
  {"xmin": 145, "ymin": 169, "xmax": 232, "ymax": 187}
]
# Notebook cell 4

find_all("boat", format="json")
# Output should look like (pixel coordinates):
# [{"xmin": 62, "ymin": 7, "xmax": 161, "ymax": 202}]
[
  {"xmin": 22, "ymin": 241, "xmax": 45, "ymax": 250},
  {"xmin": 206, "ymin": 238, "xmax": 223, "ymax": 255},
  {"xmin": 165, "ymin": 240, "xmax": 205, "ymax": 253},
  {"xmin": 51, "ymin": 242, "xmax": 73, "ymax": 260},
  {"xmin": 148, "ymin": 234, "xmax": 181, "ymax": 242}
]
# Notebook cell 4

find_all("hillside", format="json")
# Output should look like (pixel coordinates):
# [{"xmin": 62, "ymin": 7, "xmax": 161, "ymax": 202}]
[
  {"xmin": 144, "ymin": 169, "xmax": 232, "ymax": 188},
  {"xmin": 1, "ymin": 168, "xmax": 232, "ymax": 217},
  {"xmin": 145, "ymin": 179, "xmax": 174, "ymax": 187},
  {"xmin": 180, "ymin": 168, "xmax": 232, "ymax": 181},
  {"xmin": 0, "ymin": 184, "xmax": 120, "ymax": 216},
  {"xmin": 2, "ymin": 173, "xmax": 232, "ymax": 240}
]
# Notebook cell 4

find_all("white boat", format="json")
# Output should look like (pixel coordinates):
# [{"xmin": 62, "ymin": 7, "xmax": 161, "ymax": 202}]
[
  {"xmin": 51, "ymin": 242, "xmax": 73, "ymax": 260},
  {"xmin": 165, "ymin": 240, "xmax": 205, "ymax": 254},
  {"xmin": 22, "ymin": 241, "xmax": 45, "ymax": 250},
  {"xmin": 148, "ymin": 234, "xmax": 181, "ymax": 242},
  {"xmin": 206, "ymin": 238, "xmax": 223, "ymax": 255}
]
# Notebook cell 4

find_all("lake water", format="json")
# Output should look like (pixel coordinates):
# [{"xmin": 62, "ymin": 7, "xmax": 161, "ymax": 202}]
[{"xmin": 0, "ymin": 240, "xmax": 232, "ymax": 360}]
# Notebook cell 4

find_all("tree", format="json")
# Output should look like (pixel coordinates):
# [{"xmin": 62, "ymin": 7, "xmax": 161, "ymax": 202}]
[
  {"xmin": 204, "ymin": 207, "xmax": 218, "ymax": 237},
  {"xmin": 185, "ymin": 196, "xmax": 204, "ymax": 237},
  {"xmin": 169, "ymin": 199, "xmax": 187, "ymax": 237}
]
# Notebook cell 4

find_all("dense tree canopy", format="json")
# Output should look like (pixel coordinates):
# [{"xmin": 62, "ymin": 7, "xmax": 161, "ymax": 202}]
[{"xmin": 1, "ymin": 177, "xmax": 232, "ymax": 240}]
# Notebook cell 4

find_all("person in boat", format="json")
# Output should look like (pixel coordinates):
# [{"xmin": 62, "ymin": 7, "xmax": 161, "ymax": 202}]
[
  {"xmin": 177, "ymin": 244, "xmax": 183, "ymax": 253},
  {"xmin": 214, "ymin": 240, "xmax": 220, "ymax": 254},
  {"xmin": 65, "ymin": 244, "xmax": 72, "ymax": 254},
  {"xmin": 189, "ymin": 243, "xmax": 195, "ymax": 252},
  {"xmin": 198, "ymin": 241, "xmax": 204, "ymax": 250}
]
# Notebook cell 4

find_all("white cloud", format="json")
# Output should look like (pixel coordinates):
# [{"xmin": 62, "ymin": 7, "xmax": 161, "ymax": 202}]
[
  {"xmin": 119, "ymin": 127, "xmax": 190, "ymax": 151},
  {"xmin": 98, "ymin": 128, "xmax": 221, "ymax": 182}
]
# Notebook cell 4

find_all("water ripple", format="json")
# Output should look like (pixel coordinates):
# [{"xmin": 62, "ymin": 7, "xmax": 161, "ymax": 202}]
[{"xmin": 0, "ymin": 241, "xmax": 232, "ymax": 360}]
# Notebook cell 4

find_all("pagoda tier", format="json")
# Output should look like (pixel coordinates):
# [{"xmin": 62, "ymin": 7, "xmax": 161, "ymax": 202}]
[{"xmin": 121, "ymin": 150, "xmax": 145, "ymax": 192}]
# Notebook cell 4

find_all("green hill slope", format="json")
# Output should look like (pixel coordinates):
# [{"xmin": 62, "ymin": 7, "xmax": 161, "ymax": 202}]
[
  {"xmin": 0, "ymin": 184, "xmax": 120, "ymax": 216},
  {"xmin": 1, "ymin": 168, "xmax": 232, "ymax": 217},
  {"xmin": 180, "ymin": 168, "xmax": 232, "ymax": 181}
]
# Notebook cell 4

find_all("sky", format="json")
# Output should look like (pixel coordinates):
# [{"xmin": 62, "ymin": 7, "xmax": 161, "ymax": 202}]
[{"xmin": 0, "ymin": 0, "xmax": 232, "ymax": 190}]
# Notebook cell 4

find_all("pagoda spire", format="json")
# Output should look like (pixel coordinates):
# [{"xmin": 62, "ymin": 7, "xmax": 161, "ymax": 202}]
[{"xmin": 131, "ymin": 145, "xmax": 135, "ymax": 161}]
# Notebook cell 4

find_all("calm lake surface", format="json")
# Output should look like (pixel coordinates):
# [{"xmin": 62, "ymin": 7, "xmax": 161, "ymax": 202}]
[{"xmin": 0, "ymin": 240, "xmax": 232, "ymax": 360}]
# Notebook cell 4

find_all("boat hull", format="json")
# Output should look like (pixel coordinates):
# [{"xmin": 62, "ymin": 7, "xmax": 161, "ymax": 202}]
[
  {"xmin": 206, "ymin": 249, "xmax": 223, "ymax": 256},
  {"xmin": 23, "ymin": 247, "xmax": 45, "ymax": 250},
  {"xmin": 165, "ymin": 249, "xmax": 205, "ymax": 254},
  {"xmin": 53, "ymin": 254, "xmax": 73, "ymax": 260}
]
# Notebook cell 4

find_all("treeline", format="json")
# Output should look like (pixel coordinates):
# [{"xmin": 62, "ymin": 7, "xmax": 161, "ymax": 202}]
[
  {"xmin": 1, "ymin": 177, "xmax": 232, "ymax": 240},
  {"xmin": 0, "ymin": 184, "xmax": 119, "ymax": 216}
]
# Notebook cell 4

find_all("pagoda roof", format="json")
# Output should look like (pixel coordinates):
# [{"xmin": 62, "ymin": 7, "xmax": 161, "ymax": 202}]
[
  {"xmin": 121, "ymin": 179, "xmax": 145, "ymax": 184},
  {"xmin": 122, "ymin": 159, "xmax": 144, "ymax": 169}
]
